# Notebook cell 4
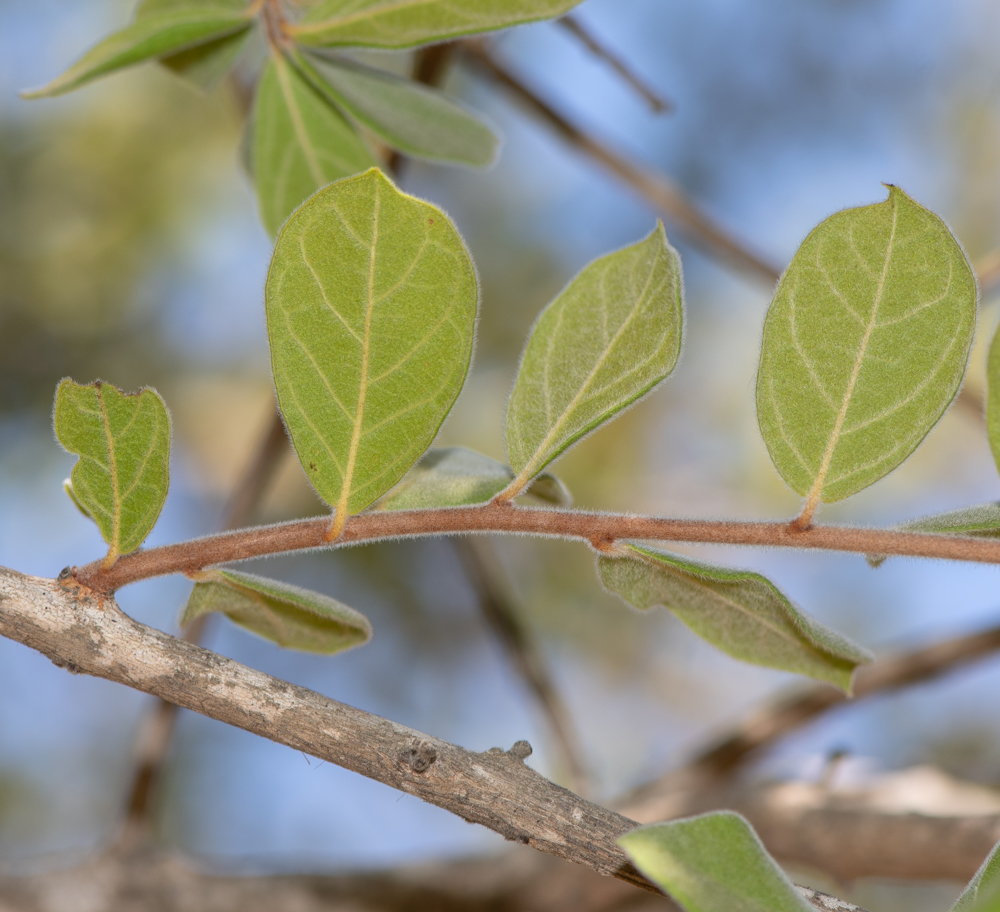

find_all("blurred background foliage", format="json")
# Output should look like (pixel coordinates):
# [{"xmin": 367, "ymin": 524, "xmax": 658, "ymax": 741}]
[{"xmin": 4, "ymin": 0, "xmax": 1000, "ymax": 908}]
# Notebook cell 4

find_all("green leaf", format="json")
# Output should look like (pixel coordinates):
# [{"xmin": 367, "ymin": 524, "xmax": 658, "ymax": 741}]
[
  {"xmin": 619, "ymin": 812, "xmax": 813, "ymax": 912},
  {"xmin": 135, "ymin": 0, "xmax": 252, "ymax": 90},
  {"xmin": 953, "ymin": 839, "xmax": 1000, "ymax": 912},
  {"xmin": 293, "ymin": 0, "xmax": 583, "ymax": 49},
  {"xmin": 598, "ymin": 544, "xmax": 872, "ymax": 691},
  {"xmin": 987, "ymin": 319, "xmax": 1000, "ymax": 478},
  {"xmin": 296, "ymin": 51, "xmax": 497, "ymax": 166},
  {"xmin": 53, "ymin": 380, "xmax": 171, "ymax": 565},
  {"xmin": 502, "ymin": 222, "xmax": 683, "ymax": 498},
  {"xmin": 376, "ymin": 447, "xmax": 570, "ymax": 510},
  {"xmin": 63, "ymin": 479, "xmax": 95, "ymax": 521},
  {"xmin": 266, "ymin": 168, "xmax": 478, "ymax": 538},
  {"xmin": 182, "ymin": 569, "xmax": 372, "ymax": 654},
  {"xmin": 866, "ymin": 502, "xmax": 1000, "ymax": 568},
  {"xmin": 22, "ymin": 7, "xmax": 253, "ymax": 98},
  {"xmin": 757, "ymin": 186, "xmax": 977, "ymax": 522},
  {"xmin": 253, "ymin": 53, "xmax": 377, "ymax": 238}
]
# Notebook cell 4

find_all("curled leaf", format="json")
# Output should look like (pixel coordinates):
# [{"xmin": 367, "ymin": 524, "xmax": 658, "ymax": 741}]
[
  {"xmin": 54, "ymin": 380, "xmax": 171, "ymax": 565},
  {"xmin": 183, "ymin": 569, "xmax": 372, "ymax": 654},
  {"xmin": 598, "ymin": 544, "xmax": 871, "ymax": 691},
  {"xmin": 376, "ymin": 447, "xmax": 570, "ymax": 510}
]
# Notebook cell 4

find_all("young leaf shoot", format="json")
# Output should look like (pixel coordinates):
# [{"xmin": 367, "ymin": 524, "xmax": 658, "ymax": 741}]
[
  {"xmin": 599, "ymin": 544, "xmax": 872, "ymax": 691},
  {"xmin": 266, "ymin": 168, "xmax": 477, "ymax": 539},
  {"xmin": 183, "ymin": 570, "xmax": 372, "ymax": 654},
  {"xmin": 253, "ymin": 53, "xmax": 376, "ymax": 237},
  {"xmin": 291, "ymin": 0, "xmax": 585, "ymax": 50},
  {"xmin": 54, "ymin": 380, "xmax": 171, "ymax": 568},
  {"xmin": 757, "ymin": 186, "xmax": 977, "ymax": 527},
  {"xmin": 500, "ymin": 221, "xmax": 683, "ymax": 499},
  {"xmin": 619, "ymin": 812, "xmax": 814, "ymax": 912}
]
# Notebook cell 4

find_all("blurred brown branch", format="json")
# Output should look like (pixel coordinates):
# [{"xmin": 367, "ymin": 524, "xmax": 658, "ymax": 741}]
[
  {"xmin": 558, "ymin": 15, "xmax": 672, "ymax": 113},
  {"xmin": 458, "ymin": 40, "xmax": 781, "ymax": 288}
]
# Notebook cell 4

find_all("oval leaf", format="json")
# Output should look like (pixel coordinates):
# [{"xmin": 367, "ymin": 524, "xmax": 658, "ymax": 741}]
[
  {"xmin": 183, "ymin": 569, "xmax": 372, "ymax": 654},
  {"xmin": 598, "ymin": 544, "xmax": 872, "ymax": 691},
  {"xmin": 253, "ymin": 53, "xmax": 377, "ymax": 237},
  {"xmin": 376, "ymin": 447, "xmax": 570, "ymax": 510},
  {"xmin": 292, "ymin": 0, "xmax": 583, "ymax": 49},
  {"xmin": 953, "ymin": 838, "xmax": 1000, "ymax": 912},
  {"xmin": 22, "ymin": 8, "xmax": 252, "ymax": 98},
  {"xmin": 757, "ymin": 186, "xmax": 977, "ymax": 522},
  {"xmin": 619, "ymin": 812, "xmax": 813, "ymax": 912},
  {"xmin": 54, "ymin": 380, "xmax": 171, "ymax": 565},
  {"xmin": 502, "ymin": 222, "xmax": 683, "ymax": 498},
  {"xmin": 266, "ymin": 168, "xmax": 478, "ymax": 537},
  {"xmin": 296, "ymin": 51, "xmax": 498, "ymax": 167}
]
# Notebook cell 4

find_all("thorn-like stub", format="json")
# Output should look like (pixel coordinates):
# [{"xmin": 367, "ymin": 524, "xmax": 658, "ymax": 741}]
[
  {"xmin": 403, "ymin": 739, "xmax": 438, "ymax": 774},
  {"xmin": 57, "ymin": 566, "xmax": 74, "ymax": 582},
  {"xmin": 508, "ymin": 740, "xmax": 533, "ymax": 761}
]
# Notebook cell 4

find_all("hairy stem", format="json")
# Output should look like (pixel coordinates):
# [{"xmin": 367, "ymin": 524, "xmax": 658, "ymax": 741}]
[{"xmin": 72, "ymin": 504, "xmax": 1000, "ymax": 594}]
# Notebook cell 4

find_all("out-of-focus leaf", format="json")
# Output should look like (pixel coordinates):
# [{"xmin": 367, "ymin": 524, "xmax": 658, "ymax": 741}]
[
  {"xmin": 987, "ymin": 319, "xmax": 1000, "ymax": 479},
  {"xmin": 503, "ymin": 222, "xmax": 682, "ymax": 498},
  {"xmin": 253, "ymin": 53, "xmax": 377, "ymax": 236},
  {"xmin": 293, "ymin": 0, "xmax": 583, "ymax": 49},
  {"xmin": 296, "ymin": 50, "xmax": 497, "ymax": 166},
  {"xmin": 376, "ymin": 447, "xmax": 569, "ymax": 510},
  {"xmin": 598, "ymin": 543, "xmax": 871, "ymax": 691},
  {"xmin": 182, "ymin": 569, "xmax": 372, "ymax": 654},
  {"xmin": 135, "ymin": 0, "xmax": 252, "ymax": 90},
  {"xmin": 619, "ymin": 812, "xmax": 813, "ymax": 912},
  {"xmin": 266, "ymin": 168, "xmax": 477, "ymax": 538},
  {"xmin": 22, "ymin": 8, "xmax": 253, "ymax": 98},
  {"xmin": 53, "ymin": 379, "xmax": 171, "ymax": 564},
  {"xmin": 757, "ymin": 186, "xmax": 976, "ymax": 514},
  {"xmin": 953, "ymin": 837, "xmax": 1000, "ymax": 911}
]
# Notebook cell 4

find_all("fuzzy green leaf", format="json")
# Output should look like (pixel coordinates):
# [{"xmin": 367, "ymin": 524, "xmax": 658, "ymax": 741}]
[
  {"xmin": 293, "ymin": 0, "xmax": 583, "ymax": 49},
  {"xmin": 296, "ymin": 51, "xmax": 497, "ymax": 166},
  {"xmin": 63, "ymin": 479, "xmax": 95, "ymax": 521},
  {"xmin": 182, "ymin": 569, "xmax": 372, "ymax": 654},
  {"xmin": 757, "ymin": 186, "xmax": 977, "ymax": 516},
  {"xmin": 598, "ymin": 544, "xmax": 871, "ymax": 691},
  {"xmin": 376, "ymin": 447, "xmax": 570, "ymax": 510},
  {"xmin": 54, "ymin": 380, "xmax": 171, "ymax": 563},
  {"xmin": 953, "ymin": 839, "xmax": 1000, "ymax": 912},
  {"xmin": 266, "ymin": 168, "xmax": 478, "ymax": 537},
  {"xmin": 135, "ymin": 0, "xmax": 251, "ymax": 90},
  {"xmin": 619, "ymin": 812, "xmax": 813, "ymax": 912},
  {"xmin": 22, "ymin": 7, "xmax": 252, "ymax": 98},
  {"xmin": 253, "ymin": 53, "xmax": 377, "ymax": 237},
  {"xmin": 866, "ymin": 503, "xmax": 1000, "ymax": 568},
  {"xmin": 987, "ymin": 319, "xmax": 1000, "ymax": 479},
  {"xmin": 503, "ymin": 222, "xmax": 682, "ymax": 497}
]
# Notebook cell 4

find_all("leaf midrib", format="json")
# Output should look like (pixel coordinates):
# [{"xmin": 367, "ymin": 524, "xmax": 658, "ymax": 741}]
[
  {"xmin": 273, "ymin": 53, "xmax": 325, "ymax": 188},
  {"xmin": 96, "ymin": 385, "xmax": 122, "ymax": 564},
  {"xmin": 801, "ymin": 198, "xmax": 899, "ymax": 519}
]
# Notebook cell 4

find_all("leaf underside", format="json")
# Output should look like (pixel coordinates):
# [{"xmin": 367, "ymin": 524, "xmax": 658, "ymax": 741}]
[
  {"xmin": 253, "ymin": 53, "xmax": 377, "ymax": 238},
  {"xmin": 757, "ymin": 186, "xmax": 977, "ymax": 509},
  {"xmin": 953, "ymin": 837, "xmax": 1000, "ymax": 912},
  {"xmin": 183, "ymin": 569, "xmax": 372, "ymax": 654},
  {"xmin": 598, "ymin": 544, "xmax": 872, "ymax": 691},
  {"xmin": 293, "ymin": 0, "xmax": 584, "ymax": 49},
  {"xmin": 266, "ymin": 168, "xmax": 478, "ymax": 535},
  {"xmin": 22, "ymin": 8, "xmax": 252, "ymax": 97},
  {"xmin": 54, "ymin": 379, "xmax": 171, "ymax": 560},
  {"xmin": 376, "ymin": 447, "xmax": 570, "ymax": 510},
  {"xmin": 619, "ymin": 812, "xmax": 813, "ymax": 912},
  {"xmin": 297, "ymin": 50, "xmax": 498, "ymax": 167},
  {"xmin": 504, "ymin": 221, "xmax": 683, "ymax": 493}
]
